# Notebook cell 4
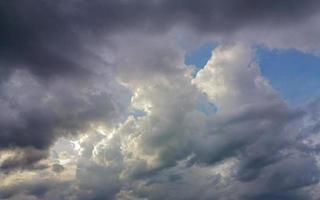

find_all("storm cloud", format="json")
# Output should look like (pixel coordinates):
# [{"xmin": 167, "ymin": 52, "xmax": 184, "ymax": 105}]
[
  {"xmin": 1, "ymin": 0, "xmax": 320, "ymax": 80},
  {"xmin": 1, "ymin": 1, "xmax": 320, "ymax": 200}
]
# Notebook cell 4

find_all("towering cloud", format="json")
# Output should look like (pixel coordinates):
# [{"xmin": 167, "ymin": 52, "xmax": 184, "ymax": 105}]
[{"xmin": 0, "ymin": 1, "xmax": 320, "ymax": 200}]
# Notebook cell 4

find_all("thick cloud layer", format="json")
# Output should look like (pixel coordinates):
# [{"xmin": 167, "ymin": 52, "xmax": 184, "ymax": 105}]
[
  {"xmin": 1, "ymin": 1, "xmax": 320, "ymax": 200},
  {"xmin": 1, "ymin": 0, "xmax": 320, "ymax": 81},
  {"xmin": 2, "ymin": 43, "xmax": 319, "ymax": 200}
]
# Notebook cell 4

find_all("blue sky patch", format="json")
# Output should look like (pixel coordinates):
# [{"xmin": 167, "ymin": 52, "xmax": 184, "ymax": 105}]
[
  {"xmin": 185, "ymin": 44, "xmax": 320, "ymax": 105},
  {"xmin": 185, "ymin": 43, "xmax": 216, "ymax": 68}
]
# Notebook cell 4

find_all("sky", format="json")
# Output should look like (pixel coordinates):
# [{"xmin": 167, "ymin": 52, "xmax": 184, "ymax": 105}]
[
  {"xmin": 186, "ymin": 44, "xmax": 320, "ymax": 105},
  {"xmin": 1, "ymin": 1, "xmax": 320, "ymax": 200}
]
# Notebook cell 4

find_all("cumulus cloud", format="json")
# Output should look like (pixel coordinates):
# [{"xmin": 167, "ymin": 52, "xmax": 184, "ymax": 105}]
[
  {"xmin": 1, "ymin": 1, "xmax": 320, "ymax": 200},
  {"xmin": 3, "ymin": 44, "xmax": 318, "ymax": 200},
  {"xmin": 1, "ymin": 0, "xmax": 320, "ymax": 154},
  {"xmin": 0, "ymin": 66, "xmax": 129, "ymax": 172}
]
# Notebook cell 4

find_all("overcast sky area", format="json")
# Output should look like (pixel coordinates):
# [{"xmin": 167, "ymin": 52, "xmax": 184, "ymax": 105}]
[{"xmin": 1, "ymin": 1, "xmax": 320, "ymax": 200}]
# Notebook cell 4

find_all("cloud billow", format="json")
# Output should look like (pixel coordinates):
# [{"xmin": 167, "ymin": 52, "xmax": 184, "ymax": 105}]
[{"xmin": 0, "ymin": 1, "xmax": 320, "ymax": 200}]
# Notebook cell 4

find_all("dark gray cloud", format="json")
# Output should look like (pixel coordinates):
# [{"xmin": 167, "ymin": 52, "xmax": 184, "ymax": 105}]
[
  {"xmin": 236, "ymin": 155, "xmax": 320, "ymax": 200},
  {"xmin": 0, "ymin": 1, "xmax": 86, "ymax": 79},
  {"xmin": 0, "ymin": 73, "xmax": 121, "ymax": 147},
  {"xmin": 0, "ymin": 69, "xmax": 129, "ymax": 172},
  {"xmin": 0, "ymin": 180, "xmax": 75, "ymax": 200},
  {"xmin": 0, "ymin": 148, "xmax": 49, "ymax": 173},
  {"xmin": 51, "ymin": 163, "xmax": 64, "ymax": 173},
  {"xmin": 1, "ymin": 0, "xmax": 320, "ymax": 81},
  {"xmin": 1, "ymin": 1, "xmax": 320, "ymax": 200}
]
